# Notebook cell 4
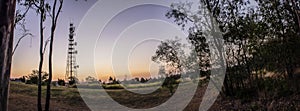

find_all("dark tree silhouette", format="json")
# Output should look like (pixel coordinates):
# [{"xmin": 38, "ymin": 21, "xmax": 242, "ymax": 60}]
[
  {"xmin": 166, "ymin": 0, "xmax": 300, "ymax": 97},
  {"xmin": 152, "ymin": 37, "xmax": 185, "ymax": 75},
  {"xmin": 25, "ymin": 70, "xmax": 48, "ymax": 85},
  {"xmin": 57, "ymin": 78, "xmax": 65, "ymax": 86},
  {"xmin": 17, "ymin": 0, "xmax": 64, "ymax": 110},
  {"xmin": 0, "ymin": 0, "xmax": 16, "ymax": 110},
  {"xmin": 45, "ymin": 0, "xmax": 63, "ymax": 110}
]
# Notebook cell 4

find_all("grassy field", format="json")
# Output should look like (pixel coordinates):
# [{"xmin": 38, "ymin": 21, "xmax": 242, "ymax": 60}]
[
  {"xmin": 8, "ymin": 80, "xmax": 300, "ymax": 111},
  {"xmin": 8, "ymin": 82, "xmax": 180, "ymax": 110},
  {"xmin": 9, "ymin": 82, "xmax": 89, "ymax": 111}
]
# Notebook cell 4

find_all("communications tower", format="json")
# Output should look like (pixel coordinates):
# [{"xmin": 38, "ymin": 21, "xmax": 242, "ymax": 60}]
[{"xmin": 65, "ymin": 23, "xmax": 79, "ymax": 84}]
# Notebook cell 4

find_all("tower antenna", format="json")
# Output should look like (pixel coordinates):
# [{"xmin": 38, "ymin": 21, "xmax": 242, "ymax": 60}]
[{"xmin": 65, "ymin": 22, "xmax": 79, "ymax": 85}]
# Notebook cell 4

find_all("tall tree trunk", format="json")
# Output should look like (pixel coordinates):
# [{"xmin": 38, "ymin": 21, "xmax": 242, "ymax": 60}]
[
  {"xmin": 45, "ymin": 0, "xmax": 63, "ymax": 110},
  {"xmin": 0, "ymin": 0, "xmax": 16, "ymax": 110},
  {"xmin": 37, "ymin": 0, "xmax": 45, "ymax": 111},
  {"xmin": 45, "ymin": 0, "xmax": 56, "ymax": 109}
]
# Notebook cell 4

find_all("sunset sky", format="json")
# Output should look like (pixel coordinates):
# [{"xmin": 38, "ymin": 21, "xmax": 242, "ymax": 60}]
[{"xmin": 12, "ymin": 0, "xmax": 190, "ymax": 81}]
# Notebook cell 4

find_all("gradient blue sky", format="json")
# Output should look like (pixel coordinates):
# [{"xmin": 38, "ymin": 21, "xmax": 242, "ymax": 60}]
[
  {"xmin": 12, "ymin": 0, "xmax": 98, "ymax": 79},
  {"xmin": 12, "ymin": 0, "xmax": 189, "ymax": 81}
]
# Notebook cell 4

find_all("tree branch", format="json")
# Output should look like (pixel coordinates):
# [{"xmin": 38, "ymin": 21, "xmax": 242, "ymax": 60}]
[
  {"xmin": 42, "ymin": 37, "xmax": 50, "ymax": 54},
  {"xmin": 12, "ymin": 32, "xmax": 33, "ymax": 56}
]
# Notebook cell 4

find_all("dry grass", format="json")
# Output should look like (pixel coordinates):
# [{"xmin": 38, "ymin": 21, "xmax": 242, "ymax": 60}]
[
  {"xmin": 8, "ymin": 82, "xmax": 89, "ymax": 111},
  {"xmin": 8, "ymin": 81, "xmax": 300, "ymax": 110}
]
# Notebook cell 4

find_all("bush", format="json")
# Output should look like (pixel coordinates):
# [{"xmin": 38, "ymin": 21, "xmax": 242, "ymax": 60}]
[
  {"xmin": 25, "ymin": 70, "xmax": 48, "ymax": 85},
  {"xmin": 57, "ymin": 79, "xmax": 65, "ymax": 86},
  {"xmin": 102, "ymin": 84, "xmax": 124, "ymax": 89}
]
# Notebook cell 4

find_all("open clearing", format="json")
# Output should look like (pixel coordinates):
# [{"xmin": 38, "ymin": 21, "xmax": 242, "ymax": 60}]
[{"xmin": 8, "ymin": 81, "xmax": 300, "ymax": 110}]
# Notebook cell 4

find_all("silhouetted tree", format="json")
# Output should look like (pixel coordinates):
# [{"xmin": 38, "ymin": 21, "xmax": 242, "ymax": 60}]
[
  {"xmin": 85, "ymin": 76, "xmax": 98, "ymax": 84},
  {"xmin": 166, "ymin": 0, "xmax": 300, "ymax": 97},
  {"xmin": 57, "ymin": 79, "xmax": 65, "ymax": 86},
  {"xmin": 0, "ymin": 0, "xmax": 16, "ymax": 110},
  {"xmin": 17, "ymin": 0, "xmax": 64, "ymax": 110},
  {"xmin": 109, "ymin": 76, "xmax": 113, "ymax": 82},
  {"xmin": 68, "ymin": 76, "xmax": 78, "ymax": 85},
  {"xmin": 19, "ymin": 76, "xmax": 26, "ymax": 83},
  {"xmin": 45, "ymin": 0, "xmax": 63, "ymax": 110},
  {"xmin": 140, "ymin": 77, "xmax": 146, "ymax": 83},
  {"xmin": 152, "ymin": 37, "xmax": 186, "ymax": 75},
  {"xmin": 18, "ymin": 0, "xmax": 48, "ymax": 110},
  {"xmin": 25, "ymin": 70, "xmax": 48, "ymax": 85}
]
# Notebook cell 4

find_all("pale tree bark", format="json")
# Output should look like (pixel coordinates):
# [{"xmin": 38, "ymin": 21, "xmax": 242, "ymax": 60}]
[{"xmin": 0, "ymin": 0, "xmax": 16, "ymax": 111}]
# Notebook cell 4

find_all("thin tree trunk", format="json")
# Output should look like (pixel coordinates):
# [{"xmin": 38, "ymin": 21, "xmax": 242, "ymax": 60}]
[
  {"xmin": 45, "ymin": 0, "xmax": 56, "ymax": 109},
  {"xmin": 37, "ymin": 1, "xmax": 45, "ymax": 111},
  {"xmin": 45, "ymin": 0, "xmax": 63, "ymax": 110},
  {"xmin": 0, "ymin": 0, "xmax": 16, "ymax": 110}
]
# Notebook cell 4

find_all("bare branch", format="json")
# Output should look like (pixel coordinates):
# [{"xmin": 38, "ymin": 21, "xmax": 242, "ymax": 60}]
[
  {"xmin": 54, "ymin": 0, "xmax": 63, "ymax": 24},
  {"xmin": 12, "ymin": 20, "xmax": 34, "ymax": 56},
  {"xmin": 12, "ymin": 33, "xmax": 33, "ymax": 56},
  {"xmin": 43, "ymin": 37, "xmax": 51, "ymax": 54}
]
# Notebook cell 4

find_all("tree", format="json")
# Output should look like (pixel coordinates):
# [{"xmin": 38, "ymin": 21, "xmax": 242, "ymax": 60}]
[
  {"xmin": 85, "ymin": 76, "xmax": 98, "ymax": 84},
  {"xmin": 25, "ymin": 70, "xmax": 48, "ymax": 85},
  {"xmin": 45, "ymin": 0, "xmax": 63, "ymax": 110},
  {"xmin": 18, "ymin": 76, "xmax": 26, "ymax": 83},
  {"xmin": 12, "ymin": 20, "xmax": 33, "ymax": 56},
  {"xmin": 158, "ymin": 65, "xmax": 166, "ymax": 78},
  {"xmin": 28, "ymin": 1, "xmax": 47, "ymax": 110},
  {"xmin": 166, "ymin": 0, "xmax": 300, "ymax": 97},
  {"xmin": 166, "ymin": 0, "xmax": 227, "ymax": 81},
  {"xmin": 18, "ymin": 0, "xmax": 64, "ymax": 110},
  {"xmin": 140, "ymin": 77, "xmax": 147, "ymax": 83},
  {"xmin": 57, "ymin": 78, "xmax": 65, "ymax": 86},
  {"xmin": 0, "ymin": 0, "xmax": 17, "ymax": 110},
  {"xmin": 152, "ymin": 37, "xmax": 186, "ymax": 75},
  {"xmin": 12, "ymin": 1, "xmax": 34, "ymax": 56},
  {"xmin": 255, "ymin": 0, "xmax": 300, "ymax": 79},
  {"xmin": 68, "ymin": 76, "xmax": 78, "ymax": 85},
  {"xmin": 109, "ymin": 76, "xmax": 113, "ymax": 82}
]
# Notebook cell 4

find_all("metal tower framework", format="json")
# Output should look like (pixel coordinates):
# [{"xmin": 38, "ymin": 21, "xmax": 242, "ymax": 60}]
[{"xmin": 65, "ymin": 23, "xmax": 79, "ymax": 83}]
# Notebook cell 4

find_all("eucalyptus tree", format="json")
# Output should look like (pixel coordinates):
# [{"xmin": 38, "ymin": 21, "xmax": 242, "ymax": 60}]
[
  {"xmin": 255, "ymin": 0, "xmax": 300, "ymax": 79},
  {"xmin": 165, "ymin": 0, "xmax": 300, "ymax": 97},
  {"xmin": 17, "ymin": 0, "xmax": 63, "ymax": 111},
  {"xmin": 152, "ymin": 37, "xmax": 186, "ymax": 75},
  {"xmin": 0, "ymin": 0, "xmax": 17, "ymax": 110}
]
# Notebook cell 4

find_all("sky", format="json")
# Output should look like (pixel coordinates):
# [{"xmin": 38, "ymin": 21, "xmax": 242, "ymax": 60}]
[
  {"xmin": 11, "ymin": 0, "xmax": 190, "ymax": 81},
  {"xmin": 12, "ymin": 0, "xmax": 98, "ymax": 80}
]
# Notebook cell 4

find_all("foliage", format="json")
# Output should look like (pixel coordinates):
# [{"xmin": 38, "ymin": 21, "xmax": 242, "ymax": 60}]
[
  {"xmin": 165, "ymin": 0, "xmax": 300, "ymax": 97},
  {"xmin": 85, "ymin": 76, "xmax": 98, "ymax": 84},
  {"xmin": 25, "ymin": 70, "xmax": 48, "ymax": 85},
  {"xmin": 68, "ymin": 76, "xmax": 79, "ymax": 85},
  {"xmin": 107, "ymin": 76, "xmax": 120, "ymax": 84},
  {"xmin": 18, "ymin": 76, "xmax": 26, "ymax": 83},
  {"xmin": 152, "ymin": 37, "xmax": 186, "ymax": 74},
  {"xmin": 57, "ymin": 79, "xmax": 65, "ymax": 86},
  {"xmin": 162, "ymin": 74, "xmax": 181, "ymax": 94}
]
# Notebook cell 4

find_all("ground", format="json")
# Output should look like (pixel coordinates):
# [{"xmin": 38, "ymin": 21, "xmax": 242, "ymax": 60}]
[
  {"xmin": 8, "ymin": 81, "xmax": 300, "ymax": 111},
  {"xmin": 8, "ymin": 82, "xmax": 89, "ymax": 111}
]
